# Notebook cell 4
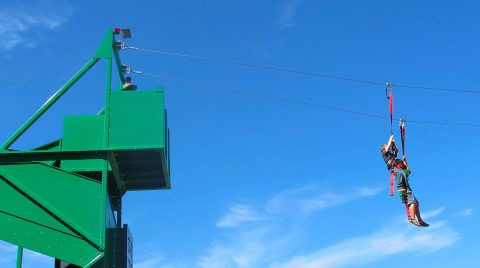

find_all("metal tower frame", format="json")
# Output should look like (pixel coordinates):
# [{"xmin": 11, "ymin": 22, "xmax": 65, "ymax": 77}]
[{"xmin": 0, "ymin": 28, "xmax": 170, "ymax": 268}]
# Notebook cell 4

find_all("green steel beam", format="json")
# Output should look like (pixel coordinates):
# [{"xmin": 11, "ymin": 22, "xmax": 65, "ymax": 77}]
[
  {"xmin": 98, "ymin": 57, "xmax": 113, "ymax": 251},
  {"xmin": 0, "ymin": 149, "xmax": 109, "ymax": 163},
  {"xmin": 16, "ymin": 246, "xmax": 23, "ymax": 268},
  {"xmin": 1, "ymin": 29, "xmax": 116, "ymax": 151},
  {"xmin": 0, "ymin": 168, "xmax": 102, "ymax": 250},
  {"xmin": 0, "ymin": 161, "xmax": 104, "ymax": 266},
  {"xmin": 108, "ymin": 152, "xmax": 126, "ymax": 194},
  {"xmin": 113, "ymin": 47, "xmax": 126, "ymax": 84},
  {"xmin": 104, "ymin": 58, "xmax": 113, "ymax": 149},
  {"xmin": 100, "ymin": 162, "xmax": 108, "ymax": 249},
  {"xmin": 1, "ymin": 58, "xmax": 99, "ymax": 150},
  {"xmin": 84, "ymin": 252, "xmax": 105, "ymax": 268},
  {"xmin": 93, "ymin": 30, "xmax": 114, "ymax": 60}
]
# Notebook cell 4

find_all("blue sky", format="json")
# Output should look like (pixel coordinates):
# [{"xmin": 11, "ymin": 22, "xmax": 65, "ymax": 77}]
[{"xmin": 0, "ymin": 1, "xmax": 479, "ymax": 267}]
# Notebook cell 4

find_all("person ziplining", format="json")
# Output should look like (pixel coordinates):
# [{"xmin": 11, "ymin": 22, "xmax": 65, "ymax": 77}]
[{"xmin": 380, "ymin": 83, "xmax": 429, "ymax": 227}]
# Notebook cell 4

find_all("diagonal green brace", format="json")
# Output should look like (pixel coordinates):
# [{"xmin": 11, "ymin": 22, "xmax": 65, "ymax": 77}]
[
  {"xmin": 1, "ymin": 58, "xmax": 99, "ymax": 150},
  {"xmin": 0, "ymin": 166, "xmax": 102, "ymax": 250}
]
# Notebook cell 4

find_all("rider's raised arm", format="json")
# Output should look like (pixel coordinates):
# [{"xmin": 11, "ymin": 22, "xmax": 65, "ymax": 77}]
[{"xmin": 386, "ymin": 134, "xmax": 395, "ymax": 151}]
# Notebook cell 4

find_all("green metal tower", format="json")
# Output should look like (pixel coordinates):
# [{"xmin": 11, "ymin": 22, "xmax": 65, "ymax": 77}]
[{"xmin": 0, "ymin": 28, "xmax": 170, "ymax": 268}]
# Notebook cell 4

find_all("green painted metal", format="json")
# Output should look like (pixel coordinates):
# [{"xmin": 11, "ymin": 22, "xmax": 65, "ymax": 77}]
[
  {"xmin": 0, "ymin": 28, "xmax": 171, "ymax": 267},
  {"xmin": 107, "ymin": 151, "xmax": 127, "ymax": 194},
  {"xmin": 113, "ymin": 46, "xmax": 126, "ymax": 84},
  {"xmin": 1, "ymin": 58, "xmax": 99, "ymax": 150},
  {"xmin": 93, "ymin": 30, "xmax": 114, "ymax": 59},
  {"xmin": 16, "ymin": 246, "xmax": 23, "ymax": 268},
  {"xmin": 61, "ymin": 115, "xmax": 105, "ymax": 172},
  {"xmin": 109, "ymin": 89, "xmax": 170, "ymax": 190},
  {"xmin": 0, "ymin": 149, "xmax": 109, "ymax": 163},
  {"xmin": 101, "ymin": 58, "xmax": 113, "ymax": 259},
  {"xmin": 109, "ymin": 90, "xmax": 166, "ymax": 149},
  {"xmin": 0, "ymin": 163, "xmax": 103, "ymax": 245},
  {"xmin": 32, "ymin": 139, "xmax": 62, "ymax": 166},
  {"xmin": 0, "ymin": 163, "xmax": 103, "ymax": 266},
  {"xmin": 63, "ymin": 116, "xmax": 105, "ymax": 151}
]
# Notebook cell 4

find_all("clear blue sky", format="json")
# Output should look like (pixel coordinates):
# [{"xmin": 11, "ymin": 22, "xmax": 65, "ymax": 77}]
[{"xmin": 0, "ymin": 1, "xmax": 478, "ymax": 267}]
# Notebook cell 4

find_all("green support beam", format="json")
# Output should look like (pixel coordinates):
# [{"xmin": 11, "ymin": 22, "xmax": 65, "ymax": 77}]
[
  {"xmin": 1, "ymin": 28, "xmax": 115, "ymax": 151},
  {"xmin": 1, "ymin": 58, "xmax": 99, "ymax": 150},
  {"xmin": 16, "ymin": 246, "xmax": 23, "ymax": 268}
]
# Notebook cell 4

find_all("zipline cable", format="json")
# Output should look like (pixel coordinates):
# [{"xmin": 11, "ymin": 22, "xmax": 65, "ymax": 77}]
[
  {"xmin": 126, "ymin": 68, "xmax": 480, "ymax": 127},
  {"xmin": 138, "ymin": 71, "xmax": 387, "ymax": 119},
  {"xmin": 126, "ymin": 46, "xmax": 382, "ymax": 86},
  {"xmin": 124, "ymin": 45, "xmax": 480, "ymax": 95}
]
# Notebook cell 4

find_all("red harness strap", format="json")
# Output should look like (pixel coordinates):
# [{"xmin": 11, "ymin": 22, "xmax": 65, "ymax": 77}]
[
  {"xmin": 389, "ymin": 90, "xmax": 393, "ymax": 133},
  {"xmin": 386, "ymin": 83, "xmax": 394, "ymax": 134},
  {"xmin": 390, "ymin": 171, "xmax": 394, "ymax": 196},
  {"xmin": 387, "ymin": 82, "xmax": 395, "ymax": 196},
  {"xmin": 400, "ymin": 119, "xmax": 406, "ymax": 158}
]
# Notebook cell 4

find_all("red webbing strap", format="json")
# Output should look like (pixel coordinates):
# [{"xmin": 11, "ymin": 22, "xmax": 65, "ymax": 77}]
[
  {"xmin": 389, "ymin": 90, "xmax": 393, "ymax": 133},
  {"xmin": 400, "ymin": 119, "xmax": 406, "ymax": 158},
  {"xmin": 390, "ymin": 171, "xmax": 394, "ymax": 196},
  {"xmin": 386, "ymin": 82, "xmax": 395, "ymax": 196},
  {"xmin": 401, "ymin": 127, "xmax": 405, "ymax": 155},
  {"xmin": 386, "ymin": 83, "xmax": 394, "ymax": 134}
]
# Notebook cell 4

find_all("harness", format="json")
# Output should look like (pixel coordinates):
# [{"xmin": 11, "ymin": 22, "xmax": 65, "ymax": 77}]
[
  {"xmin": 386, "ymin": 83, "xmax": 396, "ymax": 196},
  {"xmin": 386, "ymin": 83, "xmax": 411, "ymax": 220},
  {"xmin": 398, "ymin": 119, "xmax": 411, "ymax": 219}
]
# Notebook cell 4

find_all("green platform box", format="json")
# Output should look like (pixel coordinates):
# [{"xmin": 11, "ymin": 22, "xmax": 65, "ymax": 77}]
[
  {"xmin": 108, "ymin": 89, "xmax": 170, "ymax": 190},
  {"xmin": 109, "ymin": 90, "xmax": 166, "ymax": 150}
]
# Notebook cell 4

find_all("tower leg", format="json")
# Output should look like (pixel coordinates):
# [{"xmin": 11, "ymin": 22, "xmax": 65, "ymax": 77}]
[{"xmin": 16, "ymin": 246, "xmax": 23, "ymax": 268}]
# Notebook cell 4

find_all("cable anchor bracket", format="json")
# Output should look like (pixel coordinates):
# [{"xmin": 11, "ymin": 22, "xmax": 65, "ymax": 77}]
[
  {"xmin": 115, "ymin": 41, "xmax": 127, "ymax": 51},
  {"xmin": 121, "ymin": 64, "xmax": 142, "ymax": 75}
]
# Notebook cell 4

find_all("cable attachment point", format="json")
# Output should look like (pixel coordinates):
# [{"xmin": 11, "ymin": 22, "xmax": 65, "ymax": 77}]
[
  {"xmin": 385, "ymin": 82, "xmax": 394, "ymax": 99},
  {"xmin": 123, "ymin": 44, "xmax": 138, "ymax": 50},
  {"xmin": 115, "ymin": 41, "xmax": 127, "ymax": 50},
  {"xmin": 121, "ymin": 64, "xmax": 143, "ymax": 75},
  {"xmin": 399, "ymin": 118, "xmax": 406, "ymax": 128},
  {"xmin": 122, "ymin": 64, "xmax": 133, "ymax": 74}
]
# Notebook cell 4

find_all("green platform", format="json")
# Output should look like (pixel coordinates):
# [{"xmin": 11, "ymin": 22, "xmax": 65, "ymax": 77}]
[{"xmin": 61, "ymin": 89, "xmax": 170, "ymax": 190}]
